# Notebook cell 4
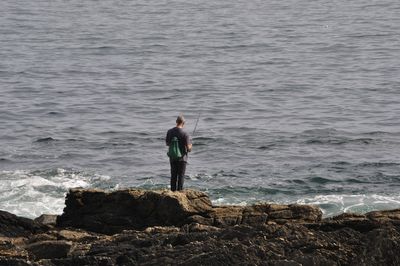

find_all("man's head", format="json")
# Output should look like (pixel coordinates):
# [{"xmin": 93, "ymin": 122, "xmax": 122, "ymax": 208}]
[{"xmin": 176, "ymin": 115, "xmax": 185, "ymax": 126}]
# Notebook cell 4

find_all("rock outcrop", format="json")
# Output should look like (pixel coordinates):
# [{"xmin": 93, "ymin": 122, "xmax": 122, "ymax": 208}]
[
  {"xmin": 57, "ymin": 189, "xmax": 322, "ymax": 234},
  {"xmin": 1, "ymin": 188, "xmax": 400, "ymax": 265},
  {"xmin": 57, "ymin": 189, "xmax": 214, "ymax": 234}
]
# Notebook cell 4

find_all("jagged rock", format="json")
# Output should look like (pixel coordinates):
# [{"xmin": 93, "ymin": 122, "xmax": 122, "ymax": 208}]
[
  {"xmin": 0, "ymin": 237, "xmax": 30, "ymax": 265},
  {"xmin": 0, "ymin": 210, "xmax": 47, "ymax": 237},
  {"xmin": 308, "ymin": 209, "xmax": 400, "ymax": 233},
  {"xmin": 211, "ymin": 206, "xmax": 244, "ymax": 226},
  {"xmin": 57, "ymin": 189, "xmax": 322, "ymax": 235},
  {"xmin": 210, "ymin": 203, "xmax": 322, "ymax": 227},
  {"xmin": 2, "ymin": 190, "xmax": 400, "ymax": 265},
  {"xmin": 57, "ymin": 189, "xmax": 213, "ymax": 234}
]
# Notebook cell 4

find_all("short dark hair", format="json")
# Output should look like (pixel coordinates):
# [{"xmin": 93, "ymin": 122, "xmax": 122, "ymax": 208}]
[{"xmin": 176, "ymin": 115, "xmax": 185, "ymax": 124}]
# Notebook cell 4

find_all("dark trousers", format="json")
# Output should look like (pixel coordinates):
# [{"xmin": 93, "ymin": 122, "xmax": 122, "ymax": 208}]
[{"xmin": 170, "ymin": 161, "xmax": 187, "ymax": 191}]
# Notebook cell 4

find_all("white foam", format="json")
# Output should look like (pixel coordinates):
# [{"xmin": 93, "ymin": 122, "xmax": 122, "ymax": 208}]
[
  {"xmin": 297, "ymin": 194, "xmax": 400, "ymax": 217},
  {"xmin": 0, "ymin": 169, "xmax": 113, "ymax": 218},
  {"xmin": 211, "ymin": 197, "xmax": 250, "ymax": 206}
]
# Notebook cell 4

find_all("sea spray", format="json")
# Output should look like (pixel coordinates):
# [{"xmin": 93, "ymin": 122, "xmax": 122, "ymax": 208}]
[{"xmin": 0, "ymin": 169, "xmax": 115, "ymax": 218}]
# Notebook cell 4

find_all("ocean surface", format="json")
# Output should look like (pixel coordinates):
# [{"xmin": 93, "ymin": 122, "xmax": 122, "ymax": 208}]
[{"xmin": 1, "ymin": 0, "xmax": 400, "ymax": 218}]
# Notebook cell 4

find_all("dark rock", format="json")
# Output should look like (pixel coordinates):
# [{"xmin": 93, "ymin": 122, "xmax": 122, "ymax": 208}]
[
  {"xmin": 186, "ymin": 223, "xmax": 220, "ymax": 233},
  {"xmin": 269, "ymin": 260, "xmax": 302, "ymax": 266},
  {"xmin": 116, "ymin": 255, "xmax": 137, "ymax": 266},
  {"xmin": 57, "ymin": 189, "xmax": 323, "ymax": 235},
  {"xmin": 358, "ymin": 227, "xmax": 400, "ymax": 265},
  {"xmin": 38, "ymin": 256, "xmax": 114, "ymax": 266},
  {"xmin": 185, "ymin": 214, "xmax": 213, "ymax": 225},
  {"xmin": 0, "ymin": 257, "xmax": 31, "ymax": 266},
  {"xmin": 57, "ymin": 189, "xmax": 213, "ymax": 234},
  {"xmin": 25, "ymin": 240, "xmax": 72, "ymax": 259},
  {"xmin": 0, "ymin": 210, "xmax": 47, "ymax": 237},
  {"xmin": 3, "ymin": 190, "xmax": 400, "ymax": 265},
  {"xmin": 28, "ymin": 233, "xmax": 57, "ymax": 243}
]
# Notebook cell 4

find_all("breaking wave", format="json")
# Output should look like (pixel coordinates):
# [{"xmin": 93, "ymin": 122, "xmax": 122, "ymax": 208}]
[{"xmin": 0, "ymin": 169, "xmax": 116, "ymax": 218}]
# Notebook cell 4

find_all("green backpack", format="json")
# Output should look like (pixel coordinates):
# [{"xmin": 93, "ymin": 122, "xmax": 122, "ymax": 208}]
[{"xmin": 167, "ymin": 136, "xmax": 183, "ymax": 161}]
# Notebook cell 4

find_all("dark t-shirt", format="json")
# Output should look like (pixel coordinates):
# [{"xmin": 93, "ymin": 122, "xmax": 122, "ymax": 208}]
[{"xmin": 166, "ymin": 127, "xmax": 191, "ymax": 162}]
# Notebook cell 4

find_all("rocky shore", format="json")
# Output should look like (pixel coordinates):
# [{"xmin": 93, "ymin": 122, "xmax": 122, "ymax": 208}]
[{"xmin": 1, "ymin": 189, "xmax": 400, "ymax": 265}]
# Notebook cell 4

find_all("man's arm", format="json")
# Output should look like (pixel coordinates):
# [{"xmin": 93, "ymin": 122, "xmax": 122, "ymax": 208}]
[
  {"xmin": 186, "ymin": 133, "xmax": 192, "ymax": 152},
  {"xmin": 187, "ymin": 143, "xmax": 192, "ymax": 152}
]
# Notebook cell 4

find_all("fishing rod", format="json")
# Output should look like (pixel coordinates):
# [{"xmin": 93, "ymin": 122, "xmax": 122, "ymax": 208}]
[{"xmin": 192, "ymin": 112, "xmax": 201, "ymax": 137}]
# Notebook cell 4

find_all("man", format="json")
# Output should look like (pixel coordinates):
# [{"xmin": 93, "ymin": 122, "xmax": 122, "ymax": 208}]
[{"xmin": 166, "ymin": 115, "xmax": 192, "ymax": 191}]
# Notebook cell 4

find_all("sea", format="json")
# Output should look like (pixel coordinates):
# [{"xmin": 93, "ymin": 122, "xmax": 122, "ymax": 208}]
[{"xmin": 1, "ymin": 0, "xmax": 400, "ymax": 219}]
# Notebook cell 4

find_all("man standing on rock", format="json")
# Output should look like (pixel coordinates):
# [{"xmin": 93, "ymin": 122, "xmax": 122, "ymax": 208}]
[{"xmin": 166, "ymin": 115, "xmax": 192, "ymax": 191}]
